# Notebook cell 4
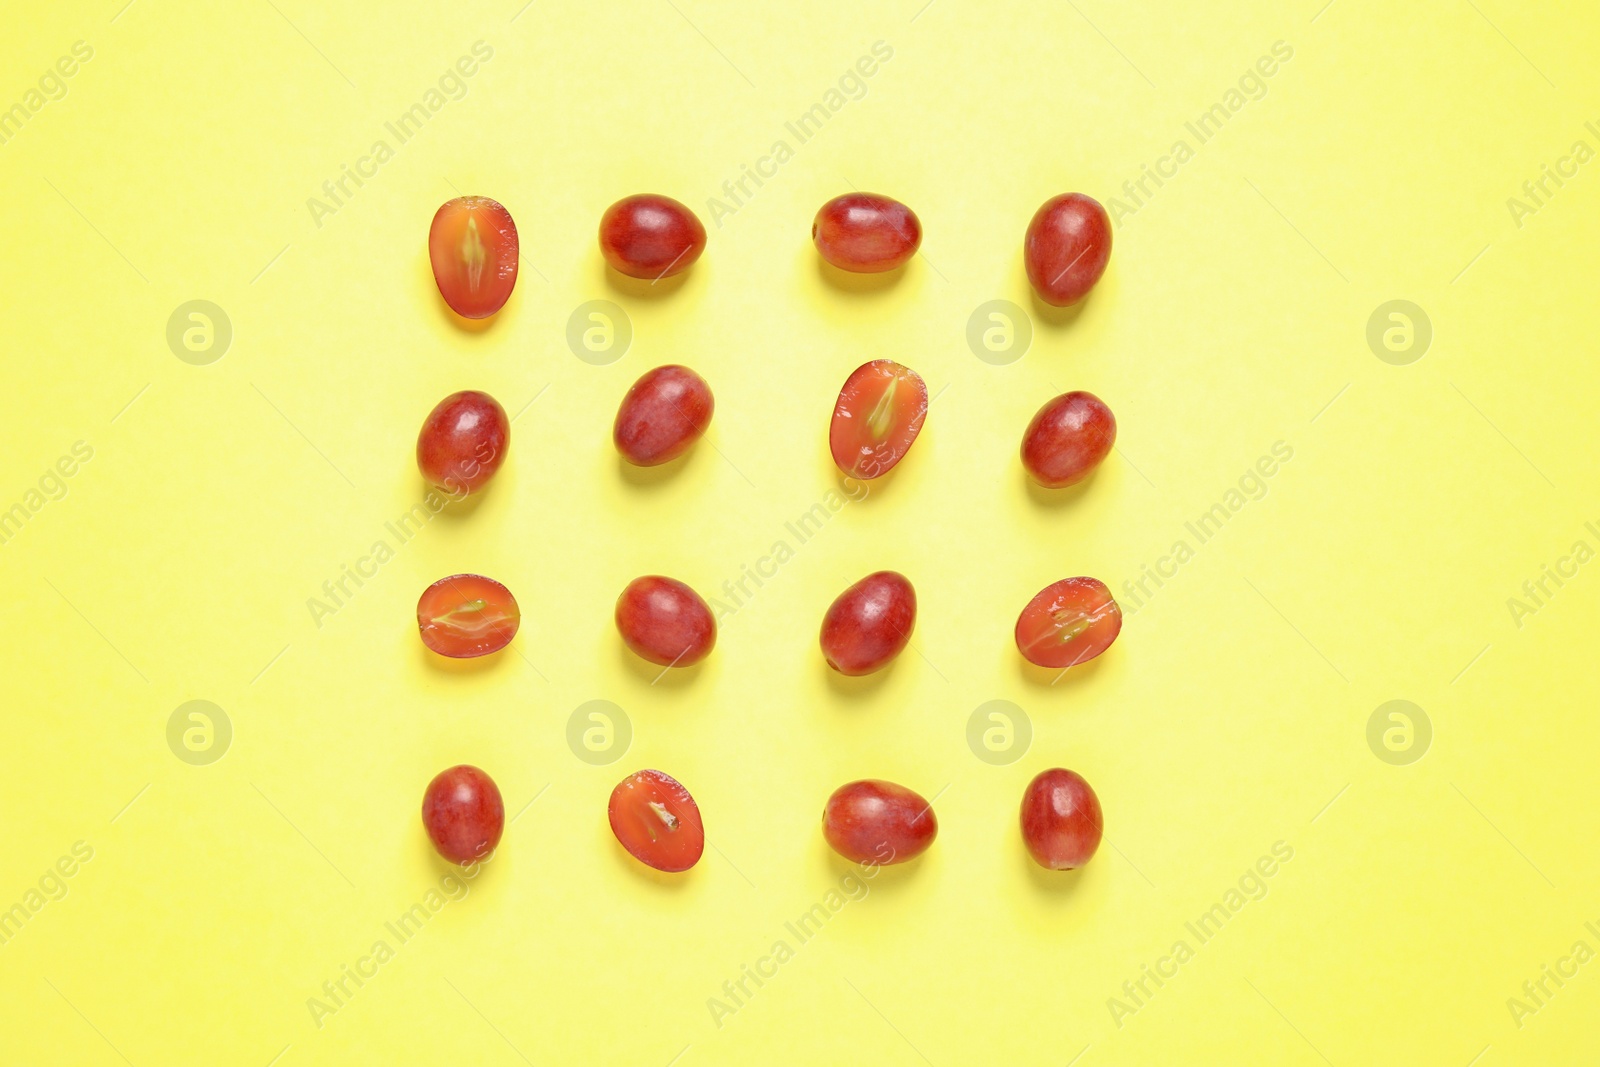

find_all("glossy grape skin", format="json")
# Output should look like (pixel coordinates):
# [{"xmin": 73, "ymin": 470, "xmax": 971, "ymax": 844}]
[
  {"xmin": 417, "ymin": 574, "xmax": 521, "ymax": 659},
  {"xmin": 822, "ymin": 780, "xmax": 937, "ymax": 865},
  {"xmin": 422, "ymin": 765, "xmax": 504, "ymax": 865},
  {"xmin": 599, "ymin": 194, "xmax": 706, "ymax": 279},
  {"xmin": 1021, "ymin": 391, "xmax": 1116, "ymax": 488},
  {"xmin": 1020, "ymin": 768, "xmax": 1103, "ymax": 870},
  {"xmin": 416, "ymin": 390, "xmax": 509, "ymax": 495},
  {"xmin": 1024, "ymin": 193, "xmax": 1112, "ymax": 307},
  {"xmin": 615, "ymin": 576, "xmax": 716, "ymax": 667},
  {"xmin": 829, "ymin": 360, "xmax": 928, "ymax": 480},
  {"xmin": 1015, "ymin": 577, "xmax": 1122, "ymax": 670},
  {"xmin": 812, "ymin": 193, "xmax": 922, "ymax": 273},
  {"xmin": 608, "ymin": 769, "xmax": 705, "ymax": 873},
  {"xmin": 428, "ymin": 197, "xmax": 519, "ymax": 319},
  {"xmin": 820, "ymin": 571, "xmax": 916, "ymax": 676},
  {"xmin": 613, "ymin": 365, "xmax": 714, "ymax": 466}
]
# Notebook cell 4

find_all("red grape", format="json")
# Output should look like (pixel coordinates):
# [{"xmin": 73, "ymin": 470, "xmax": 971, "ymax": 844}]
[
  {"xmin": 1021, "ymin": 391, "xmax": 1116, "ymax": 488},
  {"xmin": 428, "ymin": 196, "xmax": 519, "ymax": 319},
  {"xmin": 822, "ymin": 779, "xmax": 937, "ymax": 865},
  {"xmin": 820, "ymin": 571, "xmax": 916, "ymax": 676},
  {"xmin": 417, "ymin": 574, "xmax": 520, "ymax": 659},
  {"xmin": 613, "ymin": 365, "xmax": 714, "ymax": 467},
  {"xmin": 599, "ymin": 194, "xmax": 706, "ymax": 279},
  {"xmin": 421, "ymin": 764, "xmax": 504, "ymax": 865},
  {"xmin": 416, "ymin": 390, "xmax": 509, "ymax": 495},
  {"xmin": 1020, "ymin": 768, "xmax": 1103, "ymax": 870},
  {"xmin": 1024, "ymin": 193, "xmax": 1112, "ymax": 307},
  {"xmin": 812, "ymin": 193, "xmax": 922, "ymax": 273},
  {"xmin": 615, "ymin": 576, "xmax": 716, "ymax": 667},
  {"xmin": 829, "ymin": 360, "xmax": 928, "ymax": 480},
  {"xmin": 608, "ymin": 769, "xmax": 705, "ymax": 872},
  {"xmin": 1015, "ymin": 577, "xmax": 1122, "ymax": 669}
]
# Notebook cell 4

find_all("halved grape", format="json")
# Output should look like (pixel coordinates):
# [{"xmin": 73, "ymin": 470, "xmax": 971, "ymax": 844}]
[
  {"xmin": 1014, "ymin": 577, "xmax": 1121, "ymax": 669},
  {"xmin": 829, "ymin": 360, "xmax": 928, "ymax": 480},
  {"xmin": 608, "ymin": 768, "xmax": 705, "ymax": 872},
  {"xmin": 417, "ymin": 574, "xmax": 520, "ymax": 659},
  {"xmin": 429, "ymin": 196, "xmax": 519, "ymax": 319}
]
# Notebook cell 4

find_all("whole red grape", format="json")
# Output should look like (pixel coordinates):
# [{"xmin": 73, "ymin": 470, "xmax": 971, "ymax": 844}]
[
  {"xmin": 822, "ymin": 779, "xmax": 937, "ymax": 865},
  {"xmin": 421, "ymin": 764, "xmax": 504, "ymax": 865},
  {"xmin": 820, "ymin": 571, "xmax": 916, "ymax": 676},
  {"xmin": 812, "ymin": 193, "xmax": 922, "ymax": 273},
  {"xmin": 615, "ymin": 576, "xmax": 716, "ymax": 667},
  {"xmin": 1024, "ymin": 193, "xmax": 1112, "ymax": 306},
  {"xmin": 1020, "ymin": 768, "xmax": 1103, "ymax": 870},
  {"xmin": 416, "ymin": 390, "xmax": 509, "ymax": 495},
  {"xmin": 613, "ymin": 365, "xmax": 714, "ymax": 467},
  {"xmin": 599, "ymin": 194, "xmax": 706, "ymax": 279},
  {"xmin": 1021, "ymin": 391, "xmax": 1116, "ymax": 488}
]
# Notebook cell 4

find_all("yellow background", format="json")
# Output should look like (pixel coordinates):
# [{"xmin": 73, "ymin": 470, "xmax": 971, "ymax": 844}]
[{"xmin": 3, "ymin": 0, "xmax": 1598, "ymax": 1063}]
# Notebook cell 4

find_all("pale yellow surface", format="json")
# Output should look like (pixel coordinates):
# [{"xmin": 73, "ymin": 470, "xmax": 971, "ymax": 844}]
[{"xmin": 2, "ymin": 1, "xmax": 1598, "ymax": 1064}]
